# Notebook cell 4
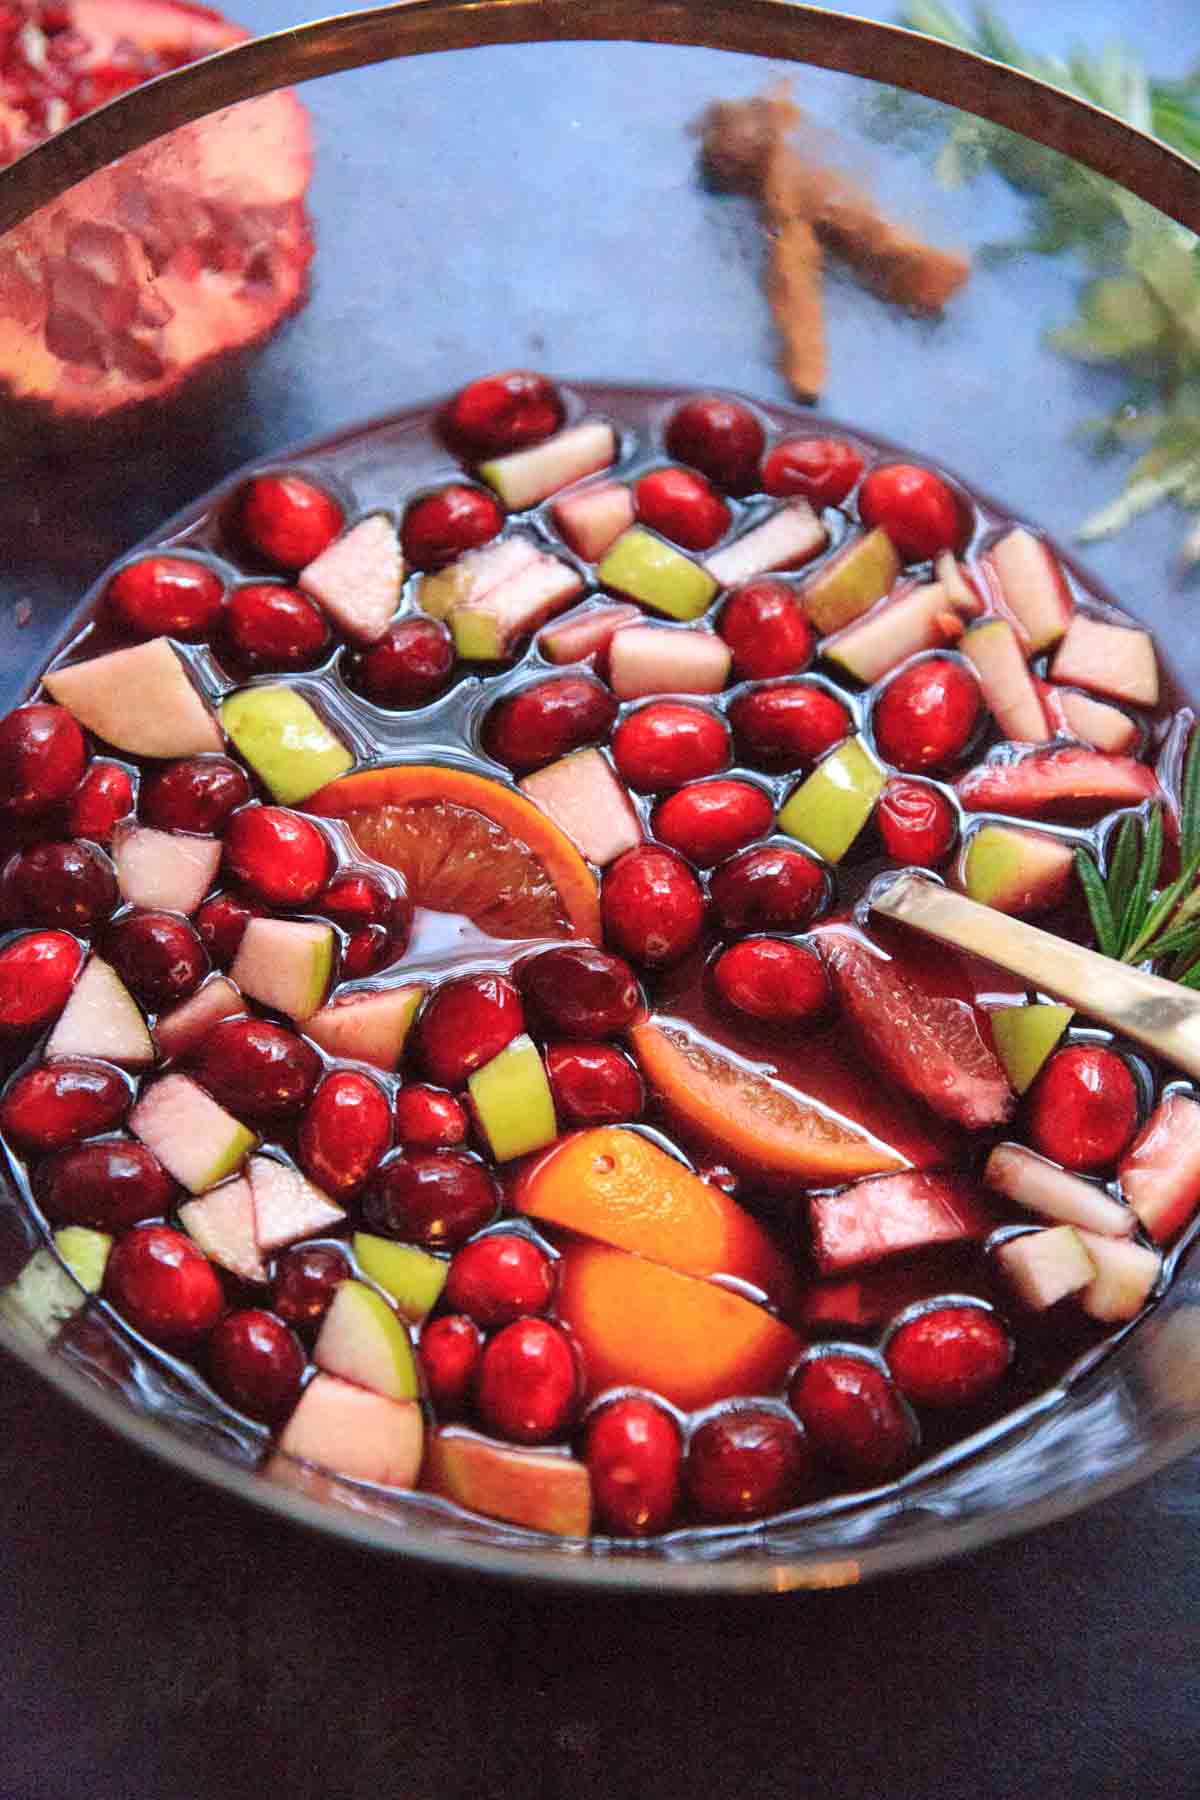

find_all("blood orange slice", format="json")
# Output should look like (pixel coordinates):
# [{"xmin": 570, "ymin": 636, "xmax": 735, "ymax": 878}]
[{"xmin": 310, "ymin": 764, "xmax": 602, "ymax": 942}]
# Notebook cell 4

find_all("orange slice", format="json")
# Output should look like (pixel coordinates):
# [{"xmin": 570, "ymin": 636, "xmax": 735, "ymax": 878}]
[{"xmin": 310, "ymin": 765, "xmax": 601, "ymax": 941}]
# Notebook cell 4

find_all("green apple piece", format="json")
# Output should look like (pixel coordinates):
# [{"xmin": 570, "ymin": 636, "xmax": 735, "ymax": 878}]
[
  {"xmin": 53, "ymin": 1226, "xmax": 112, "ymax": 1294},
  {"xmin": 448, "ymin": 556, "xmax": 582, "ymax": 660},
  {"xmin": 270, "ymin": 1373, "xmax": 423, "ymax": 1489},
  {"xmin": 229, "ymin": 917, "xmax": 334, "ymax": 1021},
  {"xmin": 129, "ymin": 1073, "xmax": 258, "ymax": 1195},
  {"xmin": 468, "ymin": 1033, "xmax": 558, "ymax": 1162},
  {"xmin": 423, "ymin": 1428, "xmax": 592, "ymax": 1537},
  {"xmin": 479, "ymin": 419, "xmax": 616, "ymax": 509},
  {"xmin": 353, "ymin": 1233, "xmax": 447, "ymax": 1323},
  {"xmin": 989, "ymin": 1003, "xmax": 1074, "ymax": 1095},
  {"xmin": 221, "ymin": 686, "xmax": 353, "ymax": 805},
  {"xmin": 417, "ymin": 535, "xmax": 540, "ymax": 619},
  {"xmin": 960, "ymin": 824, "xmax": 1075, "ymax": 919},
  {"xmin": 43, "ymin": 636, "xmax": 222, "ymax": 758},
  {"xmin": 823, "ymin": 579, "xmax": 976, "ymax": 685},
  {"xmin": 801, "ymin": 527, "xmax": 900, "ymax": 635},
  {"xmin": 777, "ymin": 737, "xmax": 884, "ymax": 863},
  {"xmin": 598, "ymin": 527, "xmax": 718, "ymax": 621},
  {"xmin": 313, "ymin": 1279, "xmax": 418, "ymax": 1401}
]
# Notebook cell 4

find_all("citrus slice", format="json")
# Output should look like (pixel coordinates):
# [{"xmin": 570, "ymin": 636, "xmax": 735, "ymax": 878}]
[{"xmin": 309, "ymin": 764, "xmax": 601, "ymax": 941}]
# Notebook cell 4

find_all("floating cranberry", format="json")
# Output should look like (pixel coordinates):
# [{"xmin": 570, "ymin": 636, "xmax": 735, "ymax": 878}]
[
  {"xmin": 141, "ymin": 756, "xmax": 251, "ymax": 835},
  {"xmin": 585, "ymin": 1395, "xmax": 683, "ymax": 1537},
  {"xmin": 37, "ymin": 1138, "xmax": 173, "ymax": 1231},
  {"xmin": 320, "ymin": 874, "xmax": 404, "ymax": 977},
  {"xmin": 208, "ymin": 1309, "xmax": 306, "ymax": 1424},
  {"xmin": 298, "ymin": 1069, "xmax": 392, "ymax": 1197},
  {"xmin": 0, "ymin": 1058, "xmax": 130, "ymax": 1152},
  {"xmin": 877, "ymin": 777, "xmax": 957, "ymax": 866},
  {"xmin": 858, "ymin": 464, "xmax": 964, "ymax": 563},
  {"xmin": 788, "ymin": 1353, "xmax": 915, "ymax": 1480},
  {"xmin": 2, "ymin": 840, "xmax": 117, "ymax": 933},
  {"xmin": 515, "ymin": 944, "xmax": 642, "ymax": 1040},
  {"xmin": 611, "ymin": 702, "xmax": 729, "ymax": 792},
  {"xmin": 195, "ymin": 892, "xmax": 261, "ymax": 968},
  {"xmin": 730, "ymin": 683, "xmax": 850, "ymax": 769},
  {"xmin": 104, "ymin": 911, "xmax": 207, "ymax": 1009},
  {"xmin": 652, "ymin": 779, "xmax": 773, "ymax": 868},
  {"xmin": 886, "ymin": 1305, "xmax": 1012, "ymax": 1409},
  {"xmin": 419, "ymin": 1313, "xmax": 483, "ymax": 1416},
  {"xmin": 340, "ymin": 925, "xmax": 390, "ymax": 979},
  {"xmin": 441, "ymin": 370, "xmax": 565, "ymax": 458},
  {"xmin": 712, "ymin": 937, "xmax": 829, "ymax": 1025},
  {"xmin": 483, "ymin": 676, "xmax": 617, "ymax": 774},
  {"xmin": 417, "ymin": 973, "xmax": 524, "ymax": 1089},
  {"xmin": 873, "ymin": 657, "xmax": 980, "ymax": 773},
  {"xmin": 0, "ymin": 930, "xmax": 82, "ymax": 1033},
  {"xmin": 237, "ymin": 473, "xmax": 343, "ymax": 571},
  {"xmin": 67, "ymin": 761, "xmax": 133, "ymax": 843},
  {"xmin": 633, "ymin": 467, "xmax": 730, "ymax": 551},
  {"xmin": 1026, "ymin": 1044, "xmax": 1138, "ymax": 1171},
  {"xmin": 601, "ymin": 846, "xmax": 705, "ymax": 967},
  {"xmin": 401, "ymin": 485, "xmax": 504, "ymax": 571},
  {"xmin": 351, "ymin": 616, "xmax": 455, "ymax": 709},
  {"xmin": 394, "ymin": 1084, "xmax": 468, "ymax": 1150},
  {"xmin": 272, "ymin": 1241, "xmax": 352, "ymax": 1328},
  {"xmin": 0, "ymin": 704, "xmax": 86, "ymax": 818},
  {"xmin": 665, "ymin": 394, "xmax": 765, "ymax": 495},
  {"xmin": 444, "ymin": 1232, "xmax": 555, "ymax": 1329},
  {"xmin": 761, "ymin": 436, "xmax": 865, "ymax": 507},
  {"xmin": 717, "ymin": 581, "xmax": 814, "ymax": 681},
  {"xmin": 105, "ymin": 555, "xmax": 225, "ymax": 640},
  {"xmin": 189, "ymin": 1017, "xmax": 320, "ymax": 1120},
  {"xmin": 223, "ymin": 806, "xmax": 331, "ymax": 907},
  {"xmin": 710, "ymin": 845, "xmax": 827, "ymax": 935},
  {"xmin": 363, "ymin": 1150, "xmax": 499, "ymax": 1250},
  {"xmin": 685, "ymin": 1406, "xmax": 808, "ymax": 1521},
  {"xmin": 103, "ymin": 1224, "xmax": 223, "ymax": 1349},
  {"xmin": 546, "ymin": 1043, "xmax": 644, "ymax": 1126},
  {"xmin": 318, "ymin": 871, "xmax": 392, "ymax": 930},
  {"xmin": 475, "ymin": 1316, "xmax": 580, "ymax": 1444},
  {"xmin": 223, "ymin": 583, "xmax": 330, "ymax": 672}
]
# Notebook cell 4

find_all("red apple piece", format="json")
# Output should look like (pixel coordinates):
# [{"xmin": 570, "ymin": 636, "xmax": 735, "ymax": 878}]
[
  {"xmin": 112, "ymin": 823, "xmax": 221, "ymax": 916},
  {"xmin": 959, "ymin": 618, "xmax": 1050, "ymax": 743},
  {"xmin": 271, "ymin": 1373, "xmax": 423, "ymax": 1488},
  {"xmin": 422, "ymin": 1426, "xmax": 592, "ymax": 1537},
  {"xmin": 984, "ymin": 1142, "xmax": 1134, "ymax": 1238},
  {"xmin": 44, "ymin": 956, "xmax": 153, "ymax": 1067},
  {"xmin": 154, "ymin": 976, "xmax": 244, "ymax": 1061},
  {"xmin": 994, "ymin": 1225, "xmax": 1096, "ymax": 1311},
  {"xmin": 520, "ymin": 748, "xmax": 643, "ymax": 866},
  {"xmin": 300, "ymin": 513, "xmax": 404, "ymax": 644},
  {"xmin": 704, "ymin": 500, "xmax": 827, "ymax": 587},
  {"xmin": 479, "ymin": 420, "xmax": 616, "ymax": 510},
  {"xmin": 1118, "ymin": 1093, "xmax": 1200, "ymax": 1244},
  {"xmin": 1049, "ymin": 614, "xmax": 1159, "ymax": 708},
  {"xmin": 987, "ymin": 527, "xmax": 1074, "ymax": 652},
  {"xmin": 178, "ymin": 1175, "xmax": 266, "ymax": 1283},
  {"xmin": 43, "ymin": 638, "xmax": 222, "ymax": 758},
  {"xmin": 607, "ymin": 625, "xmax": 731, "ymax": 700},
  {"xmin": 552, "ymin": 482, "xmax": 634, "ymax": 561}
]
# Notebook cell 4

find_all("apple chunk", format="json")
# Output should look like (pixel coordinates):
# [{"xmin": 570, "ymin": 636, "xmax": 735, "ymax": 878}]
[
  {"xmin": 1050, "ymin": 613, "xmax": 1158, "ymax": 708},
  {"xmin": 45, "ymin": 955, "xmax": 153, "ymax": 1067},
  {"xmin": 154, "ymin": 976, "xmax": 244, "ymax": 1061},
  {"xmin": 1118, "ymin": 1093, "xmax": 1200, "ymax": 1244},
  {"xmin": 248, "ymin": 1154, "xmax": 345, "ymax": 1252},
  {"xmin": 960, "ymin": 618, "xmax": 1049, "ymax": 743},
  {"xmin": 520, "ymin": 748, "xmax": 642, "ymax": 867},
  {"xmin": 305, "ymin": 984, "xmax": 424, "ymax": 1073},
  {"xmin": 540, "ymin": 602, "xmax": 641, "ymax": 665},
  {"xmin": 416, "ymin": 534, "xmax": 539, "ymax": 620},
  {"xmin": 353, "ymin": 1233, "xmax": 447, "ymax": 1323},
  {"xmin": 704, "ymin": 500, "xmax": 827, "ymax": 587},
  {"xmin": 987, "ymin": 527, "xmax": 1074, "ymax": 652},
  {"xmin": 130, "ymin": 1074, "xmax": 257, "ymax": 1195},
  {"xmin": 987, "ymin": 1003, "xmax": 1073, "ymax": 1095},
  {"xmin": 959, "ymin": 824, "xmax": 1074, "ymax": 918},
  {"xmin": 1053, "ymin": 688, "xmax": 1138, "ymax": 755},
  {"xmin": 53, "ymin": 1226, "xmax": 112, "ymax": 1295},
  {"xmin": 469, "ymin": 1033, "xmax": 558, "ymax": 1162},
  {"xmin": 229, "ymin": 917, "xmax": 334, "ymax": 1021},
  {"xmin": 480, "ymin": 419, "xmax": 616, "ymax": 509},
  {"xmin": 801, "ymin": 527, "xmax": 900, "ymax": 635},
  {"xmin": 822, "ymin": 577, "xmax": 979, "ymax": 683},
  {"xmin": 273, "ymin": 1373, "xmax": 423, "ymax": 1488},
  {"xmin": 448, "ymin": 555, "xmax": 583, "ymax": 661},
  {"xmin": 423, "ymin": 1427, "xmax": 592, "ymax": 1537},
  {"xmin": 313, "ymin": 1279, "xmax": 418, "ymax": 1401},
  {"xmin": 300, "ymin": 513, "xmax": 404, "ymax": 643},
  {"xmin": 221, "ymin": 687, "xmax": 353, "ymax": 806},
  {"xmin": 777, "ymin": 737, "xmax": 884, "ymax": 863},
  {"xmin": 112, "ymin": 823, "xmax": 220, "ymax": 916},
  {"xmin": 598, "ymin": 527, "xmax": 718, "ymax": 621},
  {"xmin": 607, "ymin": 625, "xmax": 731, "ymax": 700},
  {"xmin": 995, "ymin": 1225, "xmax": 1096, "ymax": 1311},
  {"xmin": 552, "ymin": 481, "xmax": 634, "ymax": 561},
  {"xmin": 1075, "ymin": 1232, "xmax": 1162, "ymax": 1324},
  {"xmin": 178, "ymin": 1175, "xmax": 266, "ymax": 1283},
  {"xmin": 44, "ymin": 637, "xmax": 222, "ymax": 758},
  {"xmin": 984, "ymin": 1142, "xmax": 1133, "ymax": 1238}
]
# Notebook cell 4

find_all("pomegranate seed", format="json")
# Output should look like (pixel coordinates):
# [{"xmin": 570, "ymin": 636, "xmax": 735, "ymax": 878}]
[
  {"xmin": 417, "ymin": 973, "xmax": 524, "ymax": 1089},
  {"xmin": 419, "ymin": 1313, "xmax": 483, "ymax": 1416},
  {"xmin": 350, "ymin": 616, "xmax": 455, "ymax": 709},
  {"xmin": 0, "ymin": 703, "xmax": 85, "ymax": 817},
  {"xmin": 483, "ymin": 675, "xmax": 617, "ymax": 774},
  {"xmin": 601, "ymin": 846, "xmax": 705, "ymax": 967},
  {"xmin": 585, "ymin": 1395, "xmax": 683, "ymax": 1537},
  {"xmin": 652, "ymin": 778, "xmax": 773, "ymax": 867},
  {"xmin": 223, "ymin": 583, "xmax": 330, "ymax": 672},
  {"xmin": 195, "ymin": 892, "xmax": 261, "ymax": 967},
  {"xmin": 788, "ymin": 1353, "xmax": 915, "ymax": 1480},
  {"xmin": 237, "ymin": 473, "xmax": 343, "ymax": 571},
  {"xmin": 104, "ymin": 911, "xmax": 207, "ymax": 1008},
  {"xmin": 665, "ymin": 395, "xmax": 765, "ymax": 495},
  {"xmin": 189, "ymin": 1017, "xmax": 320, "ymax": 1120},
  {"xmin": 515, "ymin": 944, "xmax": 642, "ymax": 1040},
  {"xmin": 105, "ymin": 555, "xmax": 225, "ymax": 640},
  {"xmin": 1, "ymin": 840, "xmax": 117, "ymax": 932},
  {"xmin": 877, "ymin": 777, "xmax": 957, "ymax": 866},
  {"xmin": 858, "ymin": 464, "xmax": 965, "ymax": 563},
  {"xmin": 611, "ymin": 701, "xmax": 729, "ymax": 792},
  {"xmin": 712, "ymin": 937, "xmax": 829, "ymax": 1025},
  {"xmin": 401, "ymin": 485, "xmax": 504, "ymax": 570},
  {"xmin": 208, "ymin": 1309, "xmax": 305, "ymax": 1424},
  {"xmin": 440, "ymin": 370, "xmax": 564, "ymax": 458},
  {"xmin": 67, "ymin": 761, "xmax": 133, "ymax": 842},
  {"xmin": 36, "ymin": 1138, "xmax": 173, "ymax": 1230},
  {"xmin": 873, "ymin": 656, "xmax": 981, "ymax": 773},
  {"xmin": 633, "ymin": 467, "xmax": 730, "ymax": 551},
  {"xmin": 272, "ymin": 1241, "xmax": 352, "ymax": 1328},
  {"xmin": 730, "ymin": 683, "xmax": 850, "ymax": 768},
  {"xmin": 223, "ymin": 806, "xmax": 331, "ymax": 907},
  {"xmin": 298, "ymin": 1069, "xmax": 392, "ymax": 1197},
  {"xmin": 475, "ymin": 1316, "xmax": 579, "ymax": 1444},
  {"xmin": 362, "ymin": 1149, "xmax": 499, "ymax": 1249},
  {"xmin": 685, "ymin": 1405, "xmax": 809, "ymax": 1521},
  {"xmin": 0, "ymin": 929, "xmax": 82, "ymax": 1032},
  {"xmin": 886, "ymin": 1305, "xmax": 1012, "ymax": 1409},
  {"xmin": 140, "ymin": 756, "xmax": 251, "ymax": 835},
  {"xmin": 709, "ymin": 844, "xmax": 827, "ymax": 935},
  {"xmin": 1026, "ymin": 1044, "xmax": 1139, "ymax": 1171},
  {"xmin": 444, "ymin": 1232, "xmax": 555, "ymax": 1329},
  {"xmin": 0, "ymin": 1057, "xmax": 130, "ymax": 1152},
  {"xmin": 761, "ymin": 436, "xmax": 865, "ymax": 507},
  {"xmin": 394, "ymin": 1084, "xmax": 468, "ymax": 1149},
  {"xmin": 103, "ymin": 1223, "xmax": 224, "ymax": 1349},
  {"xmin": 718, "ymin": 581, "xmax": 814, "ymax": 680},
  {"xmin": 546, "ymin": 1042, "xmax": 644, "ymax": 1125}
]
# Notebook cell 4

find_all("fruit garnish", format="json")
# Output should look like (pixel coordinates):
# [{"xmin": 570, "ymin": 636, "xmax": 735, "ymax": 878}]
[
  {"xmin": 777, "ymin": 736, "xmax": 885, "ymax": 863},
  {"xmin": 959, "ymin": 824, "xmax": 1075, "ymax": 920},
  {"xmin": 959, "ymin": 618, "xmax": 1050, "ymax": 745},
  {"xmin": 422, "ymin": 1428, "xmax": 591, "ymax": 1538},
  {"xmin": 598, "ymin": 526, "xmax": 718, "ymax": 622},
  {"xmin": 271, "ymin": 1375, "xmax": 423, "ymax": 1491},
  {"xmin": 985, "ymin": 1142, "xmax": 1134, "ymax": 1239},
  {"xmin": 178, "ymin": 1175, "xmax": 265, "ymax": 1284},
  {"xmin": 955, "ymin": 746, "xmax": 1160, "ymax": 819},
  {"xmin": 43, "ymin": 637, "xmax": 221, "ymax": 758},
  {"xmin": 809, "ymin": 1171, "xmax": 994, "ymax": 1275},
  {"xmin": 300, "ymin": 514, "xmax": 404, "ymax": 644},
  {"xmin": 987, "ymin": 527, "xmax": 1074, "ymax": 653},
  {"xmin": 1049, "ymin": 615, "xmax": 1159, "ymax": 707},
  {"xmin": 987, "ymin": 1003, "xmax": 1074, "ymax": 1096},
  {"xmin": 353, "ymin": 1233, "xmax": 447, "ymax": 1323},
  {"xmin": 519, "ymin": 748, "xmax": 644, "ymax": 869},
  {"xmin": 823, "ymin": 572, "xmax": 979, "ymax": 684},
  {"xmin": 703, "ymin": 499, "xmax": 827, "ymax": 587},
  {"xmin": 129, "ymin": 1072, "xmax": 257, "ymax": 1195},
  {"xmin": 607, "ymin": 624, "xmax": 731, "ymax": 701},
  {"xmin": 220, "ymin": 686, "xmax": 353, "ymax": 805},
  {"xmin": 995, "ymin": 1226, "xmax": 1097, "ymax": 1312},
  {"xmin": 44, "ymin": 953, "xmax": 152, "ymax": 1066},
  {"xmin": 467, "ymin": 1033, "xmax": 558, "ymax": 1162},
  {"xmin": 1117, "ymin": 1092, "xmax": 1200, "ymax": 1244},
  {"xmin": 1075, "ymin": 1234, "xmax": 1162, "ymax": 1325}
]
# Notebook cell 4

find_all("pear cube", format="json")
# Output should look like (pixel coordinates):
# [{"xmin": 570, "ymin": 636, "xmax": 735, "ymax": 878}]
[
  {"xmin": 229, "ymin": 917, "xmax": 334, "ymax": 1021},
  {"xmin": 448, "ymin": 555, "xmax": 583, "ymax": 661},
  {"xmin": 540, "ymin": 603, "xmax": 641, "ymax": 665},
  {"xmin": 1118, "ymin": 1093, "xmax": 1200, "ymax": 1244},
  {"xmin": 1075, "ymin": 1232, "xmax": 1162, "ymax": 1323},
  {"xmin": 984, "ymin": 1142, "xmax": 1133, "ymax": 1238},
  {"xmin": 1055, "ymin": 689, "xmax": 1138, "ymax": 754},
  {"xmin": 221, "ymin": 686, "xmax": 353, "ymax": 805},
  {"xmin": 300, "ymin": 513, "xmax": 404, "ymax": 643},
  {"xmin": 468, "ymin": 1033, "xmax": 558, "ymax": 1162},
  {"xmin": 53, "ymin": 1226, "xmax": 112, "ymax": 1295},
  {"xmin": 43, "ymin": 637, "xmax": 222, "ymax": 759},
  {"xmin": 1049, "ymin": 613, "xmax": 1158, "ymax": 708},
  {"xmin": 417, "ymin": 534, "xmax": 539, "ymax": 620},
  {"xmin": 313, "ymin": 1278, "xmax": 418, "ymax": 1401},
  {"xmin": 823, "ymin": 578, "xmax": 978, "ymax": 684},
  {"xmin": 130, "ymin": 1074, "xmax": 257, "ymax": 1195},
  {"xmin": 607, "ymin": 625, "xmax": 731, "ymax": 700},
  {"xmin": 988, "ymin": 527, "xmax": 1074, "ymax": 652}
]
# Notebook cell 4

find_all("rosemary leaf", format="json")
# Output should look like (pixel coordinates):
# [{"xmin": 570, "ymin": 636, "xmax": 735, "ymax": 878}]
[
  {"xmin": 1075, "ymin": 848, "xmax": 1120, "ymax": 958},
  {"xmin": 1104, "ymin": 813, "xmax": 1142, "ymax": 931},
  {"xmin": 1181, "ymin": 727, "xmax": 1200, "ymax": 866},
  {"xmin": 1118, "ymin": 804, "xmax": 1164, "ymax": 957},
  {"xmin": 1174, "ymin": 959, "xmax": 1200, "ymax": 991}
]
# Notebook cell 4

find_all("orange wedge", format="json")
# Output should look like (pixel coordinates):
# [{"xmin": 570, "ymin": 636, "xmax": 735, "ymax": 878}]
[{"xmin": 309, "ymin": 764, "xmax": 601, "ymax": 941}]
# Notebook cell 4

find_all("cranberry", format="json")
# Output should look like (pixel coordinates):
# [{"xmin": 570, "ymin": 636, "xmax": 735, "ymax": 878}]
[
  {"xmin": 475, "ymin": 1317, "xmax": 579, "ymax": 1444},
  {"xmin": 140, "ymin": 756, "xmax": 251, "ymax": 835},
  {"xmin": 546, "ymin": 1042, "xmax": 644, "ymax": 1125},
  {"xmin": 444, "ymin": 1232, "xmax": 555, "ymax": 1329},
  {"xmin": 237, "ymin": 473, "xmax": 343, "ymax": 571},
  {"xmin": 441, "ymin": 370, "xmax": 565, "ymax": 458},
  {"xmin": 710, "ymin": 845, "xmax": 827, "ymax": 934},
  {"xmin": 208, "ymin": 1309, "xmax": 305, "ymax": 1424},
  {"xmin": 730, "ymin": 683, "xmax": 850, "ymax": 769},
  {"xmin": 272, "ymin": 1241, "xmax": 352, "ymax": 1328},
  {"xmin": 37, "ymin": 1139, "xmax": 173, "ymax": 1230},
  {"xmin": 1026, "ymin": 1044, "xmax": 1139, "ymax": 1171},
  {"xmin": 886, "ymin": 1305, "xmax": 1012, "ymax": 1409},
  {"xmin": 761, "ymin": 436, "xmax": 865, "ymax": 507},
  {"xmin": 223, "ymin": 807, "xmax": 331, "ymax": 907},
  {"xmin": 189, "ymin": 1017, "xmax": 320, "ymax": 1120},
  {"xmin": 223, "ymin": 583, "xmax": 330, "ymax": 672},
  {"xmin": 788, "ymin": 1353, "xmax": 915, "ymax": 1480},
  {"xmin": 652, "ymin": 778, "xmax": 774, "ymax": 867},
  {"xmin": 195, "ymin": 892, "xmax": 261, "ymax": 967},
  {"xmin": 877, "ymin": 777, "xmax": 957, "ymax": 866},
  {"xmin": 719, "ymin": 581, "xmax": 815, "ymax": 682},
  {"xmin": 665, "ymin": 395, "xmax": 765, "ymax": 495},
  {"xmin": 363, "ymin": 1149, "xmax": 499, "ymax": 1249},
  {"xmin": 873, "ymin": 657, "xmax": 980, "ymax": 773},
  {"xmin": 483, "ymin": 676, "xmax": 617, "ymax": 775},
  {"xmin": 685, "ymin": 1406, "xmax": 809, "ymax": 1521},
  {"xmin": 105, "ymin": 555, "xmax": 225, "ymax": 639},
  {"xmin": 351, "ymin": 616, "xmax": 455, "ymax": 709},
  {"xmin": 103, "ymin": 1224, "xmax": 224, "ymax": 1349},
  {"xmin": 601, "ymin": 847, "xmax": 705, "ymax": 967},
  {"xmin": 340, "ymin": 925, "xmax": 390, "ymax": 979},
  {"xmin": 1, "ymin": 840, "xmax": 116, "ymax": 932},
  {"xmin": 0, "ymin": 703, "xmax": 86, "ymax": 817},
  {"xmin": 0, "ymin": 930, "xmax": 83, "ymax": 1033},
  {"xmin": 633, "ymin": 467, "xmax": 730, "ymax": 551},
  {"xmin": 419, "ymin": 1313, "xmax": 483, "ymax": 1416},
  {"xmin": 515, "ymin": 944, "xmax": 642, "ymax": 1040},
  {"xmin": 401, "ymin": 485, "xmax": 504, "ymax": 570},
  {"xmin": 67, "ymin": 761, "xmax": 133, "ymax": 843},
  {"xmin": 712, "ymin": 937, "xmax": 829, "ymax": 1025},
  {"xmin": 298, "ymin": 1070, "xmax": 392, "ymax": 1197},
  {"xmin": 585, "ymin": 1395, "xmax": 683, "ymax": 1537},
  {"xmin": 394, "ymin": 1084, "xmax": 468, "ymax": 1149},
  {"xmin": 0, "ymin": 1058, "xmax": 130, "ymax": 1152},
  {"xmin": 320, "ymin": 876, "xmax": 406, "ymax": 976},
  {"xmin": 318, "ymin": 871, "xmax": 392, "ymax": 930},
  {"xmin": 611, "ymin": 702, "xmax": 729, "ymax": 792},
  {"xmin": 104, "ymin": 911, "xmax": 207, "ymax": 1008},
  {"xmin": 858, "ymin": 464, "xmax": 964, "ymax": 563},
  {"xmin": 417, "ymin": 973, "xmax": 524, "ymax": 1089}
]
